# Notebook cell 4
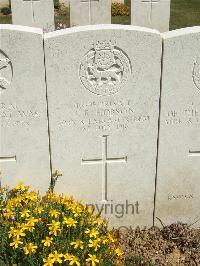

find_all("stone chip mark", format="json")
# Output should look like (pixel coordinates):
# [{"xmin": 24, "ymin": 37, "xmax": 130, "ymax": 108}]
[{"xmin": 193, "ymin": 59, "xmax": 200, "ymax": 91}]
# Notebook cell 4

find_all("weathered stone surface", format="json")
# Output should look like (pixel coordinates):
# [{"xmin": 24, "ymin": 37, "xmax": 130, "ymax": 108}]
[
  {"xmin": 155, "ymin": 27, "xmax": 200, "ymax": 227},
  {"xmin": 112, "ymin": 0, "xmax": 124, "ymax": 3},
  {"xmin": 44, "ymin": 25, "xmax": 162, "ymax": 228},
  {"xmin": 70, "ymin": 0, "xmax": 111, "ymax": 27},
  {"xmin": 0, "ymin": 25, "xmax": 51, "ymax": 193},
  {"xmin": 11, "ymin": 0, "xmax": 55, "ymax": 32},
  {"xmin": 131, "ymin": 0, "xmax": 171, "ymax": 32}
]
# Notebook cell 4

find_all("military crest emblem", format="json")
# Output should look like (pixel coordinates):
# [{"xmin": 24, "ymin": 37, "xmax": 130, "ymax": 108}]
[
  {"xmin": 79, "ymin": 41, "xmax": 132, "ymax": 96},
  {"xmin": 0, "ymin": 51, "xmax": 13, "ymax": 93}
]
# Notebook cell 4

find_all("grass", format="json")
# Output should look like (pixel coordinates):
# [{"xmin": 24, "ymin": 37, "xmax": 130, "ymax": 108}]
[
  {"xmin": 170, "ymin": 0, "xmax": 200, "ymax": 30},
  {"xmin": 0, "ymin": 0, "xmax": 200, "ymax": 30},
  {"xmin": 0, "ymin": 14, "xmax": 11, "ymax": 24}
]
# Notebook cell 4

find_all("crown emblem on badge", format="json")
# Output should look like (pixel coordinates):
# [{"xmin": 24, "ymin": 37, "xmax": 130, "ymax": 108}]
[{"xmin": 94, "ymin": 41, "xmax": 114, "ymax": 51}]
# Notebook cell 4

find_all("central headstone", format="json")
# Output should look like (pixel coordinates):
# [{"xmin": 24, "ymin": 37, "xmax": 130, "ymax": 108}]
[
  {"xmin": 44, "ymin": 25, "xmax": 162, "ymax": 227},
  {"xmin": 131, "ymin": 0, "xmax": 171, "ymax": 32},
  {"xmin": 70, "ymin": 0, "xmax": 111, "ymax": 27},
  {"xmin": 11, "ymin": 0, "xmax": 55, "ymax": 32}
]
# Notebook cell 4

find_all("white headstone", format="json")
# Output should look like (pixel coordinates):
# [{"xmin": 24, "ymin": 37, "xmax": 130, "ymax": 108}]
[
  {"xmin": 112, "ymin": 0, "xmax": 124, "ymax": 3},
  {"xmin": 44, "ymin": 25, "xmax": 162, "ymax": 228},
  {"xmin": 0, "ymin": 25, "xmax": 51, "ymax": 193},
  {"xmin": 155, "ymin": 27, "xmax": 200, "ymax": 227},
  {"xmin": 131, "ymin": 0, "xmax": 171, "ymax": 32},
  {"xmin": 11, "ymin": 0, "xmax": 55, "ymax": 32},
  {"xmin": 70, "ymin": 0, "xmax": 111, "ymax": 27}
]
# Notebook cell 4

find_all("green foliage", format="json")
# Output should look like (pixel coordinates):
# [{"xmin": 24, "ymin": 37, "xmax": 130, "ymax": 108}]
[
  {"xmin": 112, "ymin": 3, "xmax": 129, "ymax": 17},
  {"xmin": 55, "ymin": 4, "xmax": 69, "ymax": 29},
  {"xmin": 54, "ymin": 0, "xmax": 60, "ymax": 10},
  {"xmin": 1, "ymin": 7, "xmax": 11, "ymax": 15}
]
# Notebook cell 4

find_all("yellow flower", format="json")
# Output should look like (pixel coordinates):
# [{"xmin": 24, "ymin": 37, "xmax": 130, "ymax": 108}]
[
  {"xmin": 26, "ymin": 216, "xmax": 39, "ymax": 226},
  {"xmin": 42, "ymin": 236, "xmax": 53, "ymax": 247},
  {"xmin": 101, "ymin": 237, "xmax": 109, "ymax": 244},
  {"xmin": 10, "ymin": 238, "xmax": 23, "ymax": 249},
  {"xmin": 43, "ymin": 257, "xmax": 54, "ymax": 266},
  {"xmin": 48, "ymin": 220, "xmax": 61, "ymax": 236},
  {"xmin": 24, "ymin": 223, "xmax": 35, "ymax": 232},
  {"xmin": 92, "ymin": 217, "xmax": 104, "ymax": 226},
  {"xmin": 63, "ymin": 253, "xmax": 72, "ymax": 261},
  {"xmin": 25, "ymin": 192, "xmax": 38, "ymax": 201},
  {"xmin": 49, "ymin": 251, "xmax": 63, "ymax": 263},
  {"xmin": 20, "ymin": 209, "xmax": 31, "ymax": 218},
  {"xmin": 34, "ymin": 206, "xmax": 43, "ymax": 214},
  {"xmin": 49, "ymin": 209, "xmax": 59, "ymax": 218},
  {"xmin": 69, "ymin": 255, "xmax": 80, "ymax": 266},
  {"xmin": 88, "ymin": 239, "xmax": 101, "ymax": 251},
  {"xmin": 8, "ymin": 227, "xmax": 16, "ymax": 238},
  {"xmin": 86, "ymin": 254, "xmax": 99, "ymax": 266},
  {"xmin": 87, "ymin": 206, "xmax": 95, "ymax": 214},
  {"xmin": 72, "ymin": 204, "xmax": 83, "ymax": 217},
  {"xmin": 115, "ymin": 248, "xmax": 123, "ymax": 257},
  {"xmin": 70, "ymin": 239, "xmax": 84, "ymax": 250},
  {"xmin": 23, "ymin": 242, "xmax": 37, "ymax": 255},
  {"xmin": 63, "ymin": 217, "xmax": 77, "ymax": 228},
  {"xmin": 46, "ymin": 191, "xmax": 56, "ymax": 199},
  {"xmin": 14, "ymin": 182, "xmax": 27, "ymax": 192},
  {"xmin": 107, "ymin": 232, "xmax": 116, "ymax": 243},
  {"xmin": 3, "ymin": 208, "xmax": 14, "ymax": 219},
  {"xmin": 12, "ymin": 228, "xmax": 26, "ymax": 239},
  {"xmin": 85, "ymin": 228, "xmax": 99, "ymax": 238}
]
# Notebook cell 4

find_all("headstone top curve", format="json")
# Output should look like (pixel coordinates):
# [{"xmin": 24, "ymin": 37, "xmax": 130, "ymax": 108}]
[
  {"xmin": 44, "ymin": 24, "xmax": 161, "ymax": 40},
  {"xmin": 0, "ymin": 24, "xmax": 43, "ymax": 35},
  {"xmin": 162, "ymin": 26, "xmax": 200, "ymax": 39}
]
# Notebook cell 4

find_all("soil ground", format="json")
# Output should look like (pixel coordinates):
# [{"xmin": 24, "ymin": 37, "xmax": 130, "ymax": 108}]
[{"xmin": 116, "ymin": 223, "xmax": 200, "ymax": 266}]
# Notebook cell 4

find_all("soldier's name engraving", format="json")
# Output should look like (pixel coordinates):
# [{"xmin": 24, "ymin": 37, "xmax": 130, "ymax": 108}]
[
  {"xmin": 165, "ymin": 102, "xmax": 200, "ymax": 125},
  {"xmin": 0, "ymin": 102, "xmax": 40, "ymax": 127},
  {"xmin": 58, "ymin": 99, "xmax": 150, "ymax": 131}
]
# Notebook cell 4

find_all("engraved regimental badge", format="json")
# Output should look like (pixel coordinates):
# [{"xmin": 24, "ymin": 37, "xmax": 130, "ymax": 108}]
[
  {"xmin": 80, "ymin": 41, "xmax": 132, "ymax": 96},
  {"xmin": 193, "ymin": 58, "xmax": 200, "ymax": 91},
  {"xmin": 0, "ymin": 50, "xmax": 13, "ymax": 93}
]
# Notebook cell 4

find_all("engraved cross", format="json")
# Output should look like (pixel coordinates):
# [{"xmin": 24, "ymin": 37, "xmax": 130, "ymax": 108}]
[
  {"xmin": 23, "ymin": 0, "xmax": 40, "ymax": 23},
  {"xmin": 0, "ymin": 156, "xmax": 17, "ymax": 164},
  {"xmin": 81, "ymin": 135, "xmax": 127, "ymax": 202},
  {"xmin": 189, "ymin": 150, "xmax": 200, "ymax": 158},
  {"xmin": 142, "ymin": 0, "xmax": 160, "ymax": 22},
  {"xmin": 81, "ymin": 0, "xmax": 99, "ymax": 24}
]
